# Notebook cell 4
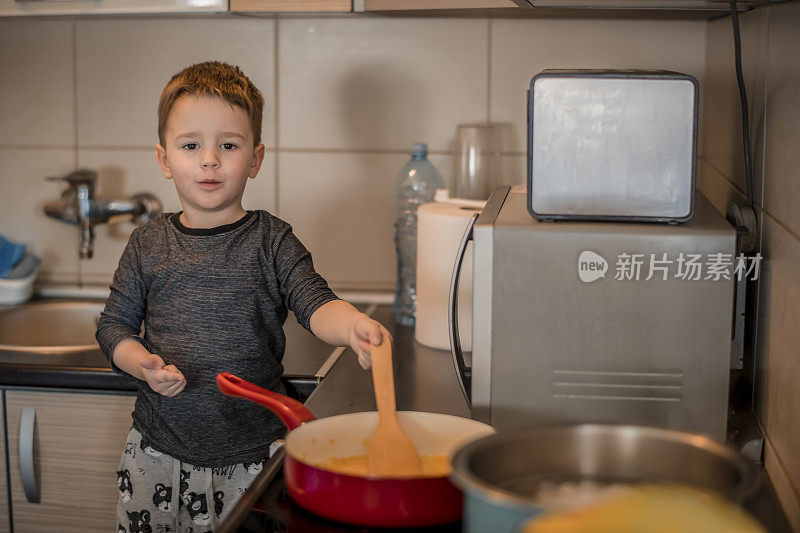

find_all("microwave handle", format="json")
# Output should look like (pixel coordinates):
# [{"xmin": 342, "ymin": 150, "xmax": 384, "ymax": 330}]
[{"xmin": 449, "ymin": 213, "xmax": 478, "ymax": 407}]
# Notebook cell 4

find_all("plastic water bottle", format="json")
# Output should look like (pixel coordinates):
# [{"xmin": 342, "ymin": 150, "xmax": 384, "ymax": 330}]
[{"xmin": 394, "ymin": 143, "xmax": 445, "ymax": 326}]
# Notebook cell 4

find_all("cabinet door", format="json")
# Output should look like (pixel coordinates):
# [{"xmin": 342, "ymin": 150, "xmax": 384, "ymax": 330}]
[
  {"xmin": 0, "ymin": 392, "xmax": 9, "ymax": 533},
  {"xmin": 6, "ymin": 390, "xmax": 136, "ymax": 533},
  {"xmin": 230, "ymin": 0, "xmax": 350, "ymax": 11},
  {"xmin": 0, "ymin": 0, "xmax": 226, "ymax": 16},
  {"xmin": 357, "ymin": 0, "xmax": 517, "ymax": 10}
]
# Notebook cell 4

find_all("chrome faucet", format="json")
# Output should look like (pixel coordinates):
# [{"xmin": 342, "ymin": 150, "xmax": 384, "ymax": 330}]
[{"xmin": 44, "ymin": 169, "xmax": 162, "ymax": 259}]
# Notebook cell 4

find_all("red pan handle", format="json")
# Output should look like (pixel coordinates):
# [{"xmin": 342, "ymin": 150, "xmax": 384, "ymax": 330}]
[{"xmin": 216, "ymin": 372, "xmax": 316, "ymax": 430}]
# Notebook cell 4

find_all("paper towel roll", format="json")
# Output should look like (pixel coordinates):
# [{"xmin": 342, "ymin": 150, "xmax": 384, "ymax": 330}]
[{"xmin": 415, "ymin": 199, "xmax": 481, "ymax": 351}]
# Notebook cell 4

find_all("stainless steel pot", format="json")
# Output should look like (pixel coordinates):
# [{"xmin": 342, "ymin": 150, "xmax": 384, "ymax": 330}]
[{"xmin": 450, "ymin": 424, "xmax": 758, "ymax": 533}]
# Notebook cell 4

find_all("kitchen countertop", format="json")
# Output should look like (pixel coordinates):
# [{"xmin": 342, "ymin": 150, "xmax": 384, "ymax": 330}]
[
  {"xmin": 219, "ymin": 305, "xmax": 792, "ymax": 533},
  {"xmin": 304, "ymin": 305, "xmax": 469, "ymax": 419},
  {"xmin": 0, "ymin": 299, "xmax": 370, "ymax": 390},
  {"xmin": 1, "ymin": 299, "xmax": 790, "ymax": 531}
]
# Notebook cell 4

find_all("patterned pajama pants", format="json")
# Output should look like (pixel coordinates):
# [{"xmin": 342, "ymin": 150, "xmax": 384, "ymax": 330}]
[{"xmin": 116, "ymin": 427, "xmax": 268, "ymax": 533}]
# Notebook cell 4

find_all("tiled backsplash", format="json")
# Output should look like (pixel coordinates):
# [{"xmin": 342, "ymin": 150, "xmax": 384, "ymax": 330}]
[
  {"xmin": 1, "ymin": 8, "xmax": 798, "ymax": 526},
  {"xmin": 0, "ymin": 149, "xmax": 77, "ymax": 283},
  {"xmin": 0, "ymin": 14, "xmax": 706, "ymax": 289},
  {"xmin": 702, "ymin": 3, "xmax": 800, "ymax": 529}
]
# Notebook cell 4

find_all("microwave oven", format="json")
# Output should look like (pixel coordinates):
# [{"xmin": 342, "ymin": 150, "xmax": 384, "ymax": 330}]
[{"xmin": 450, "ymin": 186, "xmax": 736, "ymax": 442}]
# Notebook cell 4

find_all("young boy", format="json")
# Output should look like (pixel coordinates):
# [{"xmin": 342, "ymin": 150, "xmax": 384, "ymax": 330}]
[{"xmin": 96, "ymin": 61, "xmax": 389, "ymax": 533}]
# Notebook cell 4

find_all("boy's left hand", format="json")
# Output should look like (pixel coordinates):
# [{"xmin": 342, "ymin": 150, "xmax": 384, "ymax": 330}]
[{"xmin": 350, "ymin": 316, "xmax": 391, "ymax": 370}]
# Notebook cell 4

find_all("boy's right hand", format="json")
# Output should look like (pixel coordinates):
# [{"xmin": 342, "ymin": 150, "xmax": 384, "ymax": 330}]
[{"xmin": 139, "ymin": 355, "xmax": 186, "ymax": 397}]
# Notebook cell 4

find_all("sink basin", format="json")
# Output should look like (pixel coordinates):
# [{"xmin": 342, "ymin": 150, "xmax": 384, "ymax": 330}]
[{"xmin": 0, "ymin": 301, "xmax": 105, "ymax": 354}]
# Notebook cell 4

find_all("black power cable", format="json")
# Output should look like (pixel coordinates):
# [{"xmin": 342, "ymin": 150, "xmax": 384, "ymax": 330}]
[{"xmin": 729, "ymin": 0, "xmax": 755, "ymax": 209}]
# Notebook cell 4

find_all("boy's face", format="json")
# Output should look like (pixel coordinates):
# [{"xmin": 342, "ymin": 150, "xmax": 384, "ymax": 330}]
[{"xmin": 156, "ymin": 94, "xmax": 265, "ymax": 225}]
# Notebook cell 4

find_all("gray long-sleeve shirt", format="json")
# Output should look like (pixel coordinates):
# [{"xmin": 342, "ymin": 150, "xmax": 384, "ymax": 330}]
[{"xmin": 96, "ymin": 211, "xmax": 338, "ymax": 467}]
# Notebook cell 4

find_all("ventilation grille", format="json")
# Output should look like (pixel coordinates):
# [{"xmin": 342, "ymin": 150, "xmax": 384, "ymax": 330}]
[{"xmin": 552, "ymin": 369, "xmax": 683, "ymax": 402}]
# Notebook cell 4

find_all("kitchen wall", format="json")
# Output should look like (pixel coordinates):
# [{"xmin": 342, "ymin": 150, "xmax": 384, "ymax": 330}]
[
  {"xmin": 2, "ymin": 6, "xmax": 798, "ymax": 525},
  {"xmin": 699, "ymin": 2, "xmax": 800, "ymax": 529},
  {"xmin": 0, "ymin": 13, "xmax": 706, "ymax": 290}
]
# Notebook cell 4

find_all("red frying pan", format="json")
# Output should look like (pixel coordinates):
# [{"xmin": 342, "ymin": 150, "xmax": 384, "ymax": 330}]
[{"xmin": 216, "ymin": 372, "xmax": 494, "ymax": 528}]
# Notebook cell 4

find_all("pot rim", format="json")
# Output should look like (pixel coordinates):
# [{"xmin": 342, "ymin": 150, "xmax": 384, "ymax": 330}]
[
  {"xmin": 449, "ymin": 423, "xmax": 759, "ymax": 510},
  {"xmin": 285, "ymin": 410, "xmax": 495, "ymax": 481}
]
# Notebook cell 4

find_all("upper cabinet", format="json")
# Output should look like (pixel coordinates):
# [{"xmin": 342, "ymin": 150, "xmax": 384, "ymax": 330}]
[
  {"xmin": 0, "ymin": 0, "xmax": 775, "ymax": 16},
  {"xmin": 355, "ymin": 0, "xmax": 518, "ymax": 10},
  {"xmin": 229, "ymin": 0, "xmax": 350, "ymax": 11},
  {"xmin": 352, "ymin": 0, "xmax": 768, "ymax": 17},
  {"xmin": 0, "ymin": 0, "xmax": 227, "ymax": 16},
  {"xmin": 229, "ymin": 0, "xmax": 518, "ymax": 13}
]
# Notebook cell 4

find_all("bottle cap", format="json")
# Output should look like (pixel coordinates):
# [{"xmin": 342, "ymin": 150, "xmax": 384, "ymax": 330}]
[{"xmin": 411, "ymin": 143, "xmax": 428, "ymax": 158}]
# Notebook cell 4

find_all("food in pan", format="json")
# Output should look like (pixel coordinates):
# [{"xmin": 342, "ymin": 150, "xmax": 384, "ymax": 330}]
[
  {"xmin": 316, "ymin": 453, "xmax": 451, "ymax": 477},
  {"xmin": 521, "ymin": 484, "xmax": 765, "ymax": 533}
]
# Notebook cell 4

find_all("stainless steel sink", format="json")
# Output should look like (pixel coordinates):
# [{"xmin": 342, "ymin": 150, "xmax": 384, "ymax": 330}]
[{"xmin": 0, "ymin": 301, "xmax": 105, "ymax": 354}]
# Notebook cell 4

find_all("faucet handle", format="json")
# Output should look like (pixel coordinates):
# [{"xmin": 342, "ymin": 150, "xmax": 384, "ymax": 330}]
[
  {"xmin": 130, "ymin": 192, "xmax": 163, "ymax": 225},
  {"xmin": 46, "ymin": 169, "xmax": 97, "ymax": 192}
]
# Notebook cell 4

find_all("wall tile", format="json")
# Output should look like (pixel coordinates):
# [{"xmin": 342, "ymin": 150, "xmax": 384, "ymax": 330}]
[
  {"xmin": 702, "ymin": 4, "xmax": 800, "ymax": 523},
  {"xmin": 696, "ymin": 159, "xmax": 746, "ymax": 216},
  {"xmin": 76, "ymin": 17, "xmax": 276, "ymax": 149},
  {"xmin": 242, "ymin": 152, "xmax": 278, "ymax": 214},
  {"xmin": 491, "ymin": 18, "xmax": 707, "ymax": 155},
  {"xmin": 500, "ymin": 154, "xmax": 526, "ymax": 189},
  {"xmin": 278, "ymin": 18, "xmax": 488, "ymax": 152},
  {"xmin": 0, "ymin": 149, "xmax": 80, "ymax": 283},
  {"xmin": 278, "ymin": 151, "xmax": 451, "ymax": 290},
  {"xmin": 76, "ymin": 148, "xmax": 276, "ymax": 285},
  {"xmin": 763, "ymin": 1, "xmax": 800, "ymax": 239},
  {"xmin": 765, "ymin": 438, "xmax": 800, "ymax": 531},
  {"xmin": 0, "ymin": 20, "xmax": 74, "ymax": 146},
  {"xmin": 755, "ymin": 213, "xmax": 800, "ymax": 525},
  {"xmin": 702, "ymin": 9, "xmax": 768, "ymax": 208}
]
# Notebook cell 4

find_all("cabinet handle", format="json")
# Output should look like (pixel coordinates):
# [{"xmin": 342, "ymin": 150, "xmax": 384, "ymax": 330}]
[
  {"xmin": 19, "ymin": 407, "xmax": 40, "ymax": 503},
  {"xmin": 449, "ymin": 213, "xmax": 478, "ymax": 407}
]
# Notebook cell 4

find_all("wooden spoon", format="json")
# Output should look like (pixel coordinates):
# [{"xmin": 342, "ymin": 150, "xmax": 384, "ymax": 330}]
[{"xmin": 366, "ymin": 337, "xmax": 424, "ymax": 477}]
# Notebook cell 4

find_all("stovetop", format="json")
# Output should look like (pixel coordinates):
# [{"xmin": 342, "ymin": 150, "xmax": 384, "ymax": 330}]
[
  {"xmin": 239, "ymin": 474, "xmax": 460, "ymax": 532},
  {"xmin": 220, "ymin": 447, "xmax": 792, "ymax": 533},
  {"xmin": 218, "ymin": 449, "xmax": 461, "ymax": 533}
]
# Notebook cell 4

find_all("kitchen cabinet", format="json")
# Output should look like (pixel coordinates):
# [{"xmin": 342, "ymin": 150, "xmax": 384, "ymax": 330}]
[
  {"xmin": 0, "ymin": 394, "xmax": 9, "ymax": 533},
  {"xmin": 0, "ymin": 0, "xmax": 226, "ymax": 16},
  {"xmin": 4, "ymin": 389, "xmax": 135, "ymax": 533},
  {"xmin": 353, "ymin": 0, "xmax": 763, "ymax": 16},
  {"xmin": 0, "ymin": 0, "xmax": 766, "ymax": 17},
  {"xmin": 356, "ymin": 0, "xmax": 763, "ymax": 10},
  {"xmin": 229, "ymin": 0, "xmax": 350, "ymax": 11},
  {"xmin": 356, "ymin": 0, "xmax": 517, "ymax": 10}
]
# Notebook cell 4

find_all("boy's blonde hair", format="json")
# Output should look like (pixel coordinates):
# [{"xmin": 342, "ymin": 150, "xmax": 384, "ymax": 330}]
[{"xmin": 158, "ymin": 61, "xmax": 264, "ymax": 146}]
